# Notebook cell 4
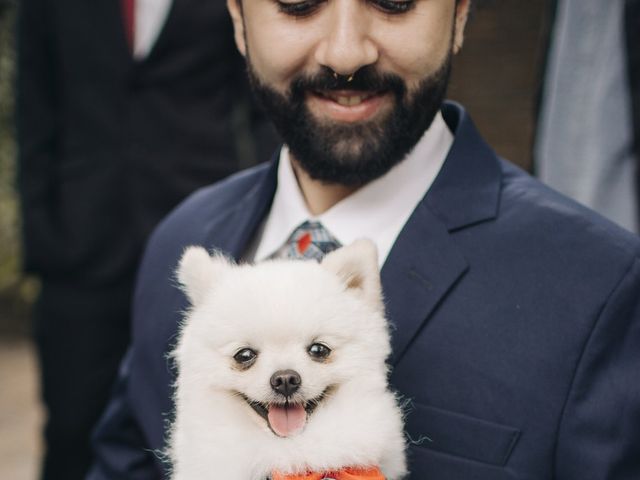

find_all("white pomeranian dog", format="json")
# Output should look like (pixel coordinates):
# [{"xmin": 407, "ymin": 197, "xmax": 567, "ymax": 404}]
[{"xmin": 167, "ymin": 240, "xmax": 407, "ymax": 480}]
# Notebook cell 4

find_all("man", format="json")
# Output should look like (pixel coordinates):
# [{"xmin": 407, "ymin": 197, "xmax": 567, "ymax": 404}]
[
  {"xmin": 89, "ymin": 0, "xmax": 640, "ymax": 478},
  {"xmin": 16, "ymin": 0, "xmax": 275, "ymax": 478}
]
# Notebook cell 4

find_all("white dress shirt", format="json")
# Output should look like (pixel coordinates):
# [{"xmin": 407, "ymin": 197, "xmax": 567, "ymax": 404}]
[
  {"xmin": 251, "ymin": 112, "xmax": 454, "ymax": 268},
  {"xmin": 133, "ymin": 0, "xmax": 173, "ymax": 59}
]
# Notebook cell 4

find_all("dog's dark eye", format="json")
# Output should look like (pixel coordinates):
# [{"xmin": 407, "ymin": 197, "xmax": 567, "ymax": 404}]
[
  {"xmin": 233, "ymin": 348, "xmax": 258, "ymax": 367},
  {"xmin": 308, "ymin": 343, "xmax": 331, "ymax": 360}
]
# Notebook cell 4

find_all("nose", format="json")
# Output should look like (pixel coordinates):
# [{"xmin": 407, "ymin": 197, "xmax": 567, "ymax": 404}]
[
  {"xmin": 270, "ymin": 370, "xmax": 302, "ymax": 397},
  {"xmin": 314, "ymin": 1, "xmax": 379, "ymax": 76}
]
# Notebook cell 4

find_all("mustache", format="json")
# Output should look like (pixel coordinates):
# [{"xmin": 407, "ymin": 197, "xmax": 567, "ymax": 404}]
[{"xmin": 289, "ymin": 66, "xmax": 406, "ymax": 99}]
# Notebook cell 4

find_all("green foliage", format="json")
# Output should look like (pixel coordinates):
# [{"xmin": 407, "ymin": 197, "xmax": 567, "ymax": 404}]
[
  {"xmin": 0, "ymin": 6, "xmax": 18, "ymax": 288},
  {"xmin": 0, "ymin": 4, "xmax": 38, "ymax": 333}
]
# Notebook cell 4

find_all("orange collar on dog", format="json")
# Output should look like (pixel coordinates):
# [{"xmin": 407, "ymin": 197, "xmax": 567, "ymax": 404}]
[{"xmin": 272, "ymin": 466, "xmax": 385, "ymax": 480}]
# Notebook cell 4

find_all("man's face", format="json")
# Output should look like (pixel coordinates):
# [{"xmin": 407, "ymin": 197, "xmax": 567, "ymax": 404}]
[{"xmin": 228, "ymin": 0, "xmax": 470, "ymax": 185}]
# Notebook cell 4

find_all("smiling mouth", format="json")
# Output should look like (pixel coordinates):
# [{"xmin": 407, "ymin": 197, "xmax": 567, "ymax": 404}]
[
  {"xmin": 306, "ymin": 89, "xmax": 391, "ymax": 123},
  {"xmin": 239, "ymin": 388, "xmax": 332, "ymax": 437},
  {"xmin": 315, "ymin": 89, "xmax": 385, "ymax": 107}
]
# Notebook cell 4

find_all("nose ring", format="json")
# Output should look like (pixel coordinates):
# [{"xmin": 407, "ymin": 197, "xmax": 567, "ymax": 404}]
[{"xmin": 332, "ymin": 71, "xmax": 355, "ymax": 82}]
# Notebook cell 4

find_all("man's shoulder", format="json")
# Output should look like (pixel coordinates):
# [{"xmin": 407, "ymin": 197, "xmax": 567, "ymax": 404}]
[
  {"xmin": 135, "ymin": 161, "xmax": 274, "ymax": 285},
  {"xmin": 170, "ymin": 162, "xmax": 272, "ymax": 225},
  {"xmin": 152, "ymin": 161, "xmax": 273, "ymax": 244},
  {"xmin": 496, "ymin": 158, "xmax": 640, "ymax": 266},
  {"xmin": 440, "ymin": 102, "xmax": 638, "ymax": 265}
]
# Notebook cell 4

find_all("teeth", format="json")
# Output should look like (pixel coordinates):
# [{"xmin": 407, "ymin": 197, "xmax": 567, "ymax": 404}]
[
  {"xmin": 317, "ymin": 91, "xmax": 376, "ymax": 106},
  {"xmin": 336, "ymin": 95, "xmax": 364, "ymax": 106}
]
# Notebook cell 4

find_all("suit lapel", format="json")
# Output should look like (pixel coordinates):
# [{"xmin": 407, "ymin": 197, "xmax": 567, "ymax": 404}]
[
  {"xmin": 383, "ymin": 102, "xmax": 502, "ymax": 365},
  {"xmin": 382, "ymin": 203, "xmax": 468, "ymax": 365}
]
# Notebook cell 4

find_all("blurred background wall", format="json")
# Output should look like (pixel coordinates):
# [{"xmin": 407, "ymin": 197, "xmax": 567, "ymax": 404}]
[
  {"xmin": 0, "ymin": 0, "xmax": 550, "ymax": 478},
  {"xmin": 450, "ymin": 0, "xmax": 551, "ymax": 169}
]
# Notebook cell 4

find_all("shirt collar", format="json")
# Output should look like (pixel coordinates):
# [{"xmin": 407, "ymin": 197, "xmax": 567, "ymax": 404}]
[{"xmin": 253, "ymin": 112, "xmax": 454, "ymax": 267}]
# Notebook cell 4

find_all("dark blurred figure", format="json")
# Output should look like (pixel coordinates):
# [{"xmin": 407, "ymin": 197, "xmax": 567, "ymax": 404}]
[
  {"xmin": 15, "ymin": 1, "xmax": 277, "ymax": 479},
  {"xmin": 535, "ymin": 0, "xmax": 639, "ymax": 233}
]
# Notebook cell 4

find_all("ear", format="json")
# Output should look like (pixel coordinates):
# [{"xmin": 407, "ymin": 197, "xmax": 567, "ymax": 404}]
[
  {"xmin": 227, "ymin": 0, "xmax": 247, "ymax": 57},
  {"xmin": 176, "ymin": 246, "xmax": 232, "ymax": 306},
  {"xmin": 453, "ymin": 0, "xmax": 471, "ymax": 54},
  {"xmin": 321, "ymin": 239, "xmax": 383, "ymax": 311}
]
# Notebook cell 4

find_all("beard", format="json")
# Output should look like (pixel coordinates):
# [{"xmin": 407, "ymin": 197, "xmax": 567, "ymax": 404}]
[{"xmin": 247, "ymin": 55, "xmax": 452, "ymax": 186}]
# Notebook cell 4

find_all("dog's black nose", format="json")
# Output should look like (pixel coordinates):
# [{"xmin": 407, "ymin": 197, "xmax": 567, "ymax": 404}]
[{"xmin": 270, "ymin": 370, "xmax": 301, "ymax": 397}]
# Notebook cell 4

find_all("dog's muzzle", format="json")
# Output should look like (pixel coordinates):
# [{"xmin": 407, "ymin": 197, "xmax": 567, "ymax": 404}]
[{"xmin": 239, "ymin": 383, "xmax": 333, "ymax": 438}]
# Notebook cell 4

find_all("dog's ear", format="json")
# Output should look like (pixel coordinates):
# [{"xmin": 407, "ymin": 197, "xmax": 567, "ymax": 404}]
[
  {"xmin": 177, "ymin": 246, "xmax": 231, "ymax": 305},
  {"xmin": 321, "ymin": 239, "xmax": 383, "ymax": 310}
]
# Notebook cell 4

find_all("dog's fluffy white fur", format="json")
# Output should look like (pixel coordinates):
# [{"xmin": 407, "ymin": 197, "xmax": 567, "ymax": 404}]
[{"xmin": 168, "ymin": 240, "xmax": 407, "ymax": 479}]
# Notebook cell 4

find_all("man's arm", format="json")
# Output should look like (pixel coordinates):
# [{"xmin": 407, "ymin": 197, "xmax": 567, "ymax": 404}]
[
  {"xmin": 87, "ymin": 350, "xmax": 162, "ymax": 479},
  {"xmin": 554, "ymin": 257, "xmax": 640, "ymax": 479}
]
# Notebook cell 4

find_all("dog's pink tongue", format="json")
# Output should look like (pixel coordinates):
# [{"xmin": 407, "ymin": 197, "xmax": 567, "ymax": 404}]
[{"xmin": 268, "ymin": 404, "xmax": 306, "ymax": 437}]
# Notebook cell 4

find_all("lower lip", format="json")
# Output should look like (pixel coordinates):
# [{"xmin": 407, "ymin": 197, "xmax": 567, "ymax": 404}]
[{"xmin": 306, "ymin": 92, "xmax": 391, "ymax": 123}]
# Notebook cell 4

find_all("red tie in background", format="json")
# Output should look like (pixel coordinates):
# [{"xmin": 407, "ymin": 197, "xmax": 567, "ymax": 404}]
[{"xmin": 121, "ymin": 0, "xmax": 135, "ymax": 51}]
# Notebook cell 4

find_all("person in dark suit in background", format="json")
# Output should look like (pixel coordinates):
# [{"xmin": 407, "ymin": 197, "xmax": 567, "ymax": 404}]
[
  {"xmin": 87, "ymin": 0, "xmax": 640, "ymax": 478},
  {"xmin": 15, "ymin": 0, "xmax": 277, "ymax": 478}
]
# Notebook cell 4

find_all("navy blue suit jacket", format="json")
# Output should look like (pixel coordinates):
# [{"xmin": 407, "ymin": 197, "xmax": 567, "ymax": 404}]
[{"xmin": 89, "ymin": 103, "xmax": 640, "ymax": 479}]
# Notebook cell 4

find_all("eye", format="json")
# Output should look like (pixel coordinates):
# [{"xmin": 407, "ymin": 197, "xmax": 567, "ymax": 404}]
[
  {"xmin": 308, "ymin": 343, "xmax": 331, "ymax": 361},
  {"xmin": 233, "ymin": 348, "xmax": 258, "ymax": 367},
  {"xmin": 370, "ymin": 0, "xmax": 415, "ymax": 14},
  {"xmin": 275, "ymin": 0, "xmax": 325, "ymax": 17}
]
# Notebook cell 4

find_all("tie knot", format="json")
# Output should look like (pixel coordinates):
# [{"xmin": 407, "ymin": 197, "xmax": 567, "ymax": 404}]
[{"xmin": 275, "ymin": 221, "xmax": 341, "ymax": 260}]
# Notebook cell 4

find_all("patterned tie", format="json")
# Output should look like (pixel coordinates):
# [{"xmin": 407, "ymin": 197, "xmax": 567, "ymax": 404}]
[{"xmin": 272, "ymin": 221, "xmax": 341, "ymax": 261}]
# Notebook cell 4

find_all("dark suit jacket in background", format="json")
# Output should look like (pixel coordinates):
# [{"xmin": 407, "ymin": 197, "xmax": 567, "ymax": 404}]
[
  {"xmin": 88, "ymin": 103, "xmax": 640, "ymax": 479},
  {"xmin": 17, "ymin": 0, "xmax": 276, "ymax": 285}
]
